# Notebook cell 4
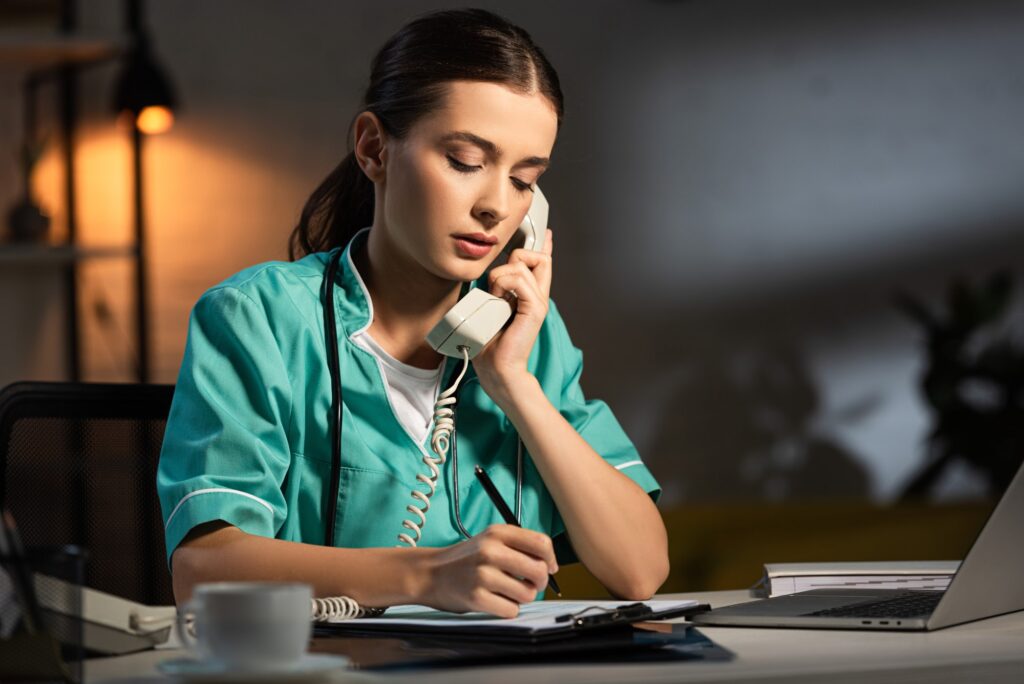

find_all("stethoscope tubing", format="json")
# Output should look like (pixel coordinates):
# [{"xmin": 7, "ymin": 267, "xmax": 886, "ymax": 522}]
[{"xmin": 321, "ymin": 246, "xmax": 523, "ymax": 547}]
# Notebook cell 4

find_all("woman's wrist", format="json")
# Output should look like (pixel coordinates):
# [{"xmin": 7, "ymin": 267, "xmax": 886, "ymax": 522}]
[
  {"xmin": 481, "ymin": 369, "xmax": 541, "ymax": 413},
  {"xmin": 489, "ymin": 372, "xmax": 544, "ymax": 422},
  {"xmin": 403, "ymin": 546, "xmax": 439, "ymax": 606},
  {"xmin": 351, "ymin": 546, "xmax": 437, "ymax": 608}
]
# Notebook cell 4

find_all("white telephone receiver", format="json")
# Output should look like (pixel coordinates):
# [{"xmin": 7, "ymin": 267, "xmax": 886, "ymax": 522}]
[
  {"xmin": 399, "ymin": 187, "xmax": 547, "ymax": 549},
  {"xmin": 426, "ymin": 186, "xmax": 549, "ymax": 359}
]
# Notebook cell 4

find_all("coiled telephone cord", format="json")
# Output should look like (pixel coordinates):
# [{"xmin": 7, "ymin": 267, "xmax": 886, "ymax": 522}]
[
  {"xmin": 311, "ymin": 596, "xmax": 386, "ymax": 621},
  {"xmin": 398, "ymin": 345, "xmax": 471, "ymax": 546}
]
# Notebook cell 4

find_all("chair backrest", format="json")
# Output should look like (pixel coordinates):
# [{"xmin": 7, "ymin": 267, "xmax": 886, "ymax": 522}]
[{"xmin": 0, "ymin": 381, "xmax": 175, "ymax": 606}]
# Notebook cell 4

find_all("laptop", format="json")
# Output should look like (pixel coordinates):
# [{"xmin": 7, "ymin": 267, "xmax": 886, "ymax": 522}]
[{"xmin": 689, "ymin": 458, "xmax": 1024, "ymax": 631}]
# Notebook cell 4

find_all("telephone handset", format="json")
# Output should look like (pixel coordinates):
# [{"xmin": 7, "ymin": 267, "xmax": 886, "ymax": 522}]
[
  {"xmin": 393, "ymin": 187, "xmax": 548, "ymax": 549},
  {"xmin": 426, "ymin": 185, "xmax": 549, "ymax": 359}
]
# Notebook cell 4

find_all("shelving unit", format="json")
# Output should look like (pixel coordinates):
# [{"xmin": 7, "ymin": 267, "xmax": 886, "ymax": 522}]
[{"xmin": 2, "ymin": 22, "xmax": 133, "ymax": 382}]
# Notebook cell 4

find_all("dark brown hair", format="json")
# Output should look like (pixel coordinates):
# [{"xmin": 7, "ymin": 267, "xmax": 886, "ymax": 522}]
[{"xmin": 288, "ymin": 8, "xmax": 564, "ymax": 259}]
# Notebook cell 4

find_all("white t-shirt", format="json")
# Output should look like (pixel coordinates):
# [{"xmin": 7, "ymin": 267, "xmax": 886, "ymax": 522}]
[{"xmin": 351, "ymin": 330, "xmax": 446, "ymax": 446}]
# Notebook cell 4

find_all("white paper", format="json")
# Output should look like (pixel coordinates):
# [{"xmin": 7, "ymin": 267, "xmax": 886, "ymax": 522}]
[{"xmin": 780, "ymin": 575, "xmax": 953, "ymax": 596}]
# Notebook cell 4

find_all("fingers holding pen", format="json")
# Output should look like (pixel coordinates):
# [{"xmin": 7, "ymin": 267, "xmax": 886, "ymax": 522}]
[
  {"xmin": 486, "ymin": 524, "xmax": 558, "ymax": 575},
  {"xmin": 422, "ymin": 525, "xmax": 559, "ymax": 617}
]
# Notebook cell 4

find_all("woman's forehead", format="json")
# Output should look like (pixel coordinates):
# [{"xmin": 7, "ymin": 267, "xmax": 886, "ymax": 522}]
[{"xmin": 416, "ymin": 80, "xmax": 558, "ymax": 159}]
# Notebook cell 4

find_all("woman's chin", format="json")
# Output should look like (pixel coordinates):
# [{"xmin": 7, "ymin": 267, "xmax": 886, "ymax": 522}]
[{"xmin": 437, "ymin": 259, "xmax": 488, "ymax": 284}]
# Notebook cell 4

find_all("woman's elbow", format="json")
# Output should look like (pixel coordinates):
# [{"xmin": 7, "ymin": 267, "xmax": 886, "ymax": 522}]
[
  {"xmin": 171, "ymin": 545, "xmax": 201, "ymax": 605},
  {"xmin": 611, "ymin": 553, "xmax": 670, "ymax": 601},
  {"xmin": 170, "ymin": 521, "xmax": 240, "ymax": 605}
]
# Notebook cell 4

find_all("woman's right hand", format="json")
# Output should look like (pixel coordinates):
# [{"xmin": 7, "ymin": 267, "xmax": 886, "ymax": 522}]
[{"xmin": 418, "ymin": 524, "xmax": 559, "ymax": 617}]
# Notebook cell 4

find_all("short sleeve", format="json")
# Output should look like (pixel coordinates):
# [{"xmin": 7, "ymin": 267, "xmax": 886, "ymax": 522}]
[
  {"xmin": 157, "ymin": 286, "xmax": 294, "ymax": 570},
  {"xmin": 543, "ymin": 302, "xmax": 661, "ymax": 565}
]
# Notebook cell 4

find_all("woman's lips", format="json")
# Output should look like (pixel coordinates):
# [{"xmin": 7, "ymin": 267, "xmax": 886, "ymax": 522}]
[{"xmin": 453, "ymin": 236, "xmax": 495, "ymax": 258}]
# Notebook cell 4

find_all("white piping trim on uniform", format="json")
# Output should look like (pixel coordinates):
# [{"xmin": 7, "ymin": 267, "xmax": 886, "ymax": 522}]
[
  {"xmin": 615, "ymin": 460, "xmax": 643, "ymax": 471},
  {"xmin": 165, "ymin": 487, "xmax": 275, "ymax": 529},
  {"xmin": 341, "ymin": 227, "xmax": 437, "ymax": 458},
  {"xmin": 345, "ymin": 227, "xmax": 374, "ymax": 338}
]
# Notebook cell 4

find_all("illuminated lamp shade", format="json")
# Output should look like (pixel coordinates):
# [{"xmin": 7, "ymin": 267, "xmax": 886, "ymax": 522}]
[
  {"xmin": 135, "ymin": 106, "xmax": 174, "ymax": 134},
  {"xmin": 112, "ymin": 37, "xmax": 178, "ymax": 135}
]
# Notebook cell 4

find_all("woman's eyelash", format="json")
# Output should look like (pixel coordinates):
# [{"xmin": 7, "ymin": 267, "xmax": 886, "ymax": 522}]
[
  {"xmin": 446, "ymin": 155, "xmax": 477, "ymax": 172},
  {"xmin": 446, "ymin": 155, "xmax": 533, "ymax": 193}
]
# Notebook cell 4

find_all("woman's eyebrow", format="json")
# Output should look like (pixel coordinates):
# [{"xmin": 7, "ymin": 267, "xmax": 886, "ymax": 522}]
[{"xmin": 440, "ymin": 130, "xmax": 550, "ymax": 169}]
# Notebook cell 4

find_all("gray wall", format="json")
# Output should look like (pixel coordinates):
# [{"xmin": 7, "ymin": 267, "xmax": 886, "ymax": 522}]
[{"xmin": 3, "ymin": 0, "xmax": 1023, "ymax": 506}]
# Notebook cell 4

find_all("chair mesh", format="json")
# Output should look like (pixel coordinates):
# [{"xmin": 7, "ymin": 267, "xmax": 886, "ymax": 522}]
[{"xmin": 1, "ymin": 383, "xmax": 176, "ymax": 606}]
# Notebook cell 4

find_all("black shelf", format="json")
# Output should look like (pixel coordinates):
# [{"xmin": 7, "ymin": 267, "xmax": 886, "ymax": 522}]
[
  {"xmin": 0, "ymin": 34, "xmax": 120, "ymax": 67},
  {"xmin": 0, "ymin": 243, "xmax": 138, "ymax": 266}
]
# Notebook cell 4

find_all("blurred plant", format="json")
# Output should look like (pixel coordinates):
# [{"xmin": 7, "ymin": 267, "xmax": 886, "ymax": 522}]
[{"xmin": 895, "ymin": 271, "xmax": 1024, "ymax": 500}]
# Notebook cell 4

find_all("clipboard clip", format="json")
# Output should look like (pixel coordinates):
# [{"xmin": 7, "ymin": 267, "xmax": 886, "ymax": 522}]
[{"xmin": 554, "ymin": 602, "xmax": 654, "ymax": 627}]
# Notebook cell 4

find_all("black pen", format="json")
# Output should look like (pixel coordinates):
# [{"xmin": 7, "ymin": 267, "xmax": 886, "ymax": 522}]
[{"xmin": 474, "ymin": 465, "xmax": 562, "ymax": 597}]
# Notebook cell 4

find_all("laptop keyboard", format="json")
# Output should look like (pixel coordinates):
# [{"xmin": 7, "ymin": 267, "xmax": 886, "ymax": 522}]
[{"xmin": 803, "ymin": 591, "xmax": 943, "ymax": 619}]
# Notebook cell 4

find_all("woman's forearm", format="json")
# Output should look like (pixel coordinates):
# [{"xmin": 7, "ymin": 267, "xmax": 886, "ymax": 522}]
[
  {"xmin": 171, "ymin": 522, "xmax": 432, "ymax": 607},
  {"xmin": 492, "ymin": 375, "xmax": 670, "ymax": 599}
]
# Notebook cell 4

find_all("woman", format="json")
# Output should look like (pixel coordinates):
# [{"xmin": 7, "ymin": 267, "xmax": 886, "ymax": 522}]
[{"xmin": 158, "ymin": 8, "xmax": 668, "ymax": 618}]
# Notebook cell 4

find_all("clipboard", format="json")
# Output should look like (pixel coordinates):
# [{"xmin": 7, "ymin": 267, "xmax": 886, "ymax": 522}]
[
  {"xmin": 310, "ymin": 621, "xmax": 734, "ymax": 669},
  {"xmin": 314, "ymin": 600, "xmax": 710, "ymax": 643}
]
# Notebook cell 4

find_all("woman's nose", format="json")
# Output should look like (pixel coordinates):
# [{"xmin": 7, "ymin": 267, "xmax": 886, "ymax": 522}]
[{"xmin": 472, "ymin": 176, "xmax": 510, "ymax": 227}]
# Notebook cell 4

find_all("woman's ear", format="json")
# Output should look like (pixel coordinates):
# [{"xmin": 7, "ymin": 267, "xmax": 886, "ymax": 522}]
[{"xmin": 353, "ymin": 111, "xmax": 389, "ymax": 183}]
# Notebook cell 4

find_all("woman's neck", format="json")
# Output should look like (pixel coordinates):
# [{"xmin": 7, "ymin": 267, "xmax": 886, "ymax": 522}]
[{"xmin": 354, "ymin": 227, "xmax": 462, "ymax": 369}]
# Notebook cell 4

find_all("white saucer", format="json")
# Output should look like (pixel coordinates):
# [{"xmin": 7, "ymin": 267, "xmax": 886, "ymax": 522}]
[{"xmin": 157, "ymin": 653, "xmax": 351, "ymax": 682}]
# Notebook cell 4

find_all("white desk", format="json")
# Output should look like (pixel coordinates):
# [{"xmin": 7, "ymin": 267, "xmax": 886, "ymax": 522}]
[{"xmin": 86, "ymin": 590, "xmax": 1024, "ymax": 683}]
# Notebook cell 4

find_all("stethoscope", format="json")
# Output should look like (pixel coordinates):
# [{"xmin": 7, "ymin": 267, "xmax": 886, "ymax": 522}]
[{"xmin": 320, "ymin": 244, "xmax": 523, "ymax": 547}]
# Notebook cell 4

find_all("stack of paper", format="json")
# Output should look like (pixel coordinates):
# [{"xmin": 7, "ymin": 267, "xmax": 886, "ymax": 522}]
[{"xmin": 756, "ymin": 561, "xmax": 960, "ymax": 598}]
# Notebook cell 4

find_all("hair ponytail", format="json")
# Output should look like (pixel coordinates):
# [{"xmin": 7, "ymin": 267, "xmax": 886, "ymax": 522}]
[
  {"xmin": 288, "ymin": 151, "xmax": 373, "ymax": 260},
  {"xmin": 288, "ymin": 8, "xmax": 564, "ymax": 260}
]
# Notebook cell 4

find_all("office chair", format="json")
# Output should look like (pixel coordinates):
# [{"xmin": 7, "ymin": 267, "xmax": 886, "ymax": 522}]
[{"xmin": 0, "ymin": 381, "xmax": 175, "ymax": 606}]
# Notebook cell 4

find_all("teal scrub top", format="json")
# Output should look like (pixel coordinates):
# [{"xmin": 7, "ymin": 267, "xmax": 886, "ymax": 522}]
[{"xmin": 157, "ymin": 228, "xmax": 661, "ymax": 574}]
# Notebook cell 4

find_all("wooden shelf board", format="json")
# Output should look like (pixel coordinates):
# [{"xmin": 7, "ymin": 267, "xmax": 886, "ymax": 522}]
[
  {"xmin": 0, "ymin": 243, "xmax": 137, "ymax": 265},
  {"xmin": 0, "ymin": 34, "xmax": 121, "ymax": 67}
]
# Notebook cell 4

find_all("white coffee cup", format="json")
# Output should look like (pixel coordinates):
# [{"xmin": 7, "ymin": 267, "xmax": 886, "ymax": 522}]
[{"xmin": 176, "ymin": 582, "xmax": 312, "ymax": 671}]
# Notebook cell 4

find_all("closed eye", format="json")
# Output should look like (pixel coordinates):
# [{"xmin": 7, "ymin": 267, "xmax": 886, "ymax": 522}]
[
  {"xmin": 446, "ymin": 155, "xmax": 533, "ymax": 194},
  {"xmin": 446, "ymin": 155, "xmax": 478, "ymax": 173}
]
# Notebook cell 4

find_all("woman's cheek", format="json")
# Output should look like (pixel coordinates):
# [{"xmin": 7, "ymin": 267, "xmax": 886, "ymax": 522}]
[
  {"xmin": 386, "ymin": 156, "xmax": 432, "ymax": 230},
  {"xmin": 422, "ymin": 165, "xmax": 470, "ymax": 231}
]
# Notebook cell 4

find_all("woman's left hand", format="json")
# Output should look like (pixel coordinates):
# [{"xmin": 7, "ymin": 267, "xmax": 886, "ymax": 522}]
[{"xmin": 472, "ymin": 228, "xmax": 553, "ymax": 399}]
